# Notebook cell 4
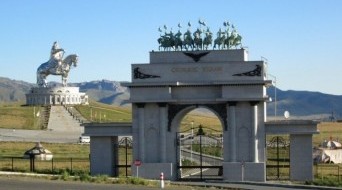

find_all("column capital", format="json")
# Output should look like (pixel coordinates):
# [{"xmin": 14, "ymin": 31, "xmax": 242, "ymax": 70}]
[
  {"xmin": 250, "ymin": 101, "xmax": 259, "ymax": 106},
  {"xmin": 157, "ymin": 102, "xmax": 168, "ymax": 107},
  {"xmin": 228, "ymin": 101, "xmax": 238, "ymax": 106},
  {"xmin": 136, "ymin": 103, "xmax": 145, "ymax": 108}
]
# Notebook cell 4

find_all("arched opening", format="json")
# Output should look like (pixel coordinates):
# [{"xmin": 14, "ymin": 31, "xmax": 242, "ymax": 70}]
[{"xmin": 174, "ymin": 106, "xmax": 224, "ymax": 180}]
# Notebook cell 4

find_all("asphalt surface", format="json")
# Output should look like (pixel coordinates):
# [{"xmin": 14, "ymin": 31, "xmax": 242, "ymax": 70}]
[
  {"xmin": 0, "ymin": 176, "xmax": 162, "ymax": 190},
  {"xmin": 1, "ymin": 174, "xmax": 341, "ymax": 190}
]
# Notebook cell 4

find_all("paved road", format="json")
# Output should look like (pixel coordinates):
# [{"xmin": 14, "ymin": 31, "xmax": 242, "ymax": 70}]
[
  {"xmin": 1, "ymin": 175, "xmax": 339, "ymax": 190},
  {"xmin": 0, "ymin": 176, "xmax": 214, "ymax": 190},
  {"xmin": 0, "ymin": 106, "xmax": 83, "ymax": 143},
  {"xmin": 0, "ymin": 176, "xmax": 160, "ymax": 190}
]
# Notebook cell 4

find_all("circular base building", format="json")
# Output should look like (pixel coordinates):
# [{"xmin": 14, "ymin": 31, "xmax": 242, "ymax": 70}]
[{"xmin": 26, "ymin": 86, "xmax": 88, "ymax": 106}]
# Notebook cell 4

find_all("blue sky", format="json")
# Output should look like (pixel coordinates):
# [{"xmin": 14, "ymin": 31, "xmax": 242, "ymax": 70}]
[{"xmin": 0, "ymin": 0, "xmax": 342, "ymax": 95}]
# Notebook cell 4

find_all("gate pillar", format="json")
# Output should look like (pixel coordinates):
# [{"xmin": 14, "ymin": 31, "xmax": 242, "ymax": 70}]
[
  {"xmin": 89, "ymin": 136, "xmax": 118, "ymax": 176},
  {"xmin": 290, "ymin": 134, "xmax": 313, "ymax": 181}
]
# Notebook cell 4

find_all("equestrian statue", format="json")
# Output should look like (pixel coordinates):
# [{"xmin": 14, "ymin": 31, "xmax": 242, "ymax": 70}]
[
  {"xmin": 158, "ymin": 19, "xmax": 243, "ymax": 51},
  {"xmin": 36, "ymin": 42, "xmax": 78, "ymax": 87}
]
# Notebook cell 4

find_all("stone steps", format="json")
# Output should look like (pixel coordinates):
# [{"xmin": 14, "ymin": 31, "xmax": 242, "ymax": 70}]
[{"xmin": 47, "ymin": 106, "xmax": 83, "ymax": 133}]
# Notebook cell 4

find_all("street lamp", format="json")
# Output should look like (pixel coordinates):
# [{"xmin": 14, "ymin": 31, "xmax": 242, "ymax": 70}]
[
  {"xmin": 268, "ymin": 74, "xmax": 277, "ymax": 119},
  {"xmin": 190, "ymin": 121, "xmax": 194, "ymax": 163}
]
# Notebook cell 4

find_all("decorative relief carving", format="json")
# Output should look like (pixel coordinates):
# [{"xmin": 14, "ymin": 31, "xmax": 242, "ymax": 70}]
[
  {"xmin": 134, "ymin": 67, "xmax": 160, "ymax": 79},
  {"xmin": 233, "ymin": 65, "xmax": 261, "ymax": 77},
  {"xmin": 183, "ymin": 51, "xmax": 210, "ymax": 62}
]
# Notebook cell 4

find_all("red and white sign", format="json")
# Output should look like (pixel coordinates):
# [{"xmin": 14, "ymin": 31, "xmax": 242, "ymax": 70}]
[{"xmin": 134, "ymin": 159, "xmax": 141, "ymax": 166}]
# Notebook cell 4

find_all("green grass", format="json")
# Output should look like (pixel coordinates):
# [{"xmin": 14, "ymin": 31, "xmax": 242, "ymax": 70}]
[
  {"xmin": 0, "ymin": 103, "xmax": 42, "ymax": 130},
  {"xmin": 74, "ymin": 100, "xmax": 132, "ymax": 122},
  {"xmin": 0, "ymin": 142, "xmax": 90, "ymax": 158},
  {"xmin": 0, "ymin": 141, "xmax": 134, "ymax": 176}
]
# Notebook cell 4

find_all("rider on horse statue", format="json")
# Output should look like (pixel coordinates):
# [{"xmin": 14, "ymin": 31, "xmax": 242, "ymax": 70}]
[{"xmin": 50, "ymin": 41, "xmax": 64, "ymax": 73}]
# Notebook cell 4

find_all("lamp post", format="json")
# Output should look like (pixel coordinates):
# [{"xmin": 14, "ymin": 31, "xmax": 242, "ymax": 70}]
[
  {"xmin": 90, "ymin": 107, "xmax": 93, "ymax": 121},
  {"xmin": 268, "ymin": 74, "xmax": 277, "ymax": 118},
  {"xmin": 191, "ymin": 121, "xmax": 194, "ymax": 163},
  {"xmin": 197, "ymin": 124, "xmax": 205, "ymax": 180}
]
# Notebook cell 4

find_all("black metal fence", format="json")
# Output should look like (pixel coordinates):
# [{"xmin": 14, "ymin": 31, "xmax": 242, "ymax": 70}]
[
  {"xmin": 314, "ymin": 164, "xmax": 342, "ymax": 182},
  {"xmin": 0, "ymin": 156, "xmax": 89, "ymax": 174}
]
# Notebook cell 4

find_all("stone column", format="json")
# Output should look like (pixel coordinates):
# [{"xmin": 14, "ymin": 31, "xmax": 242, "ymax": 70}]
[
  {"xmin": 250, "ymin": 101, "xmax": 259, "ymax": 163},
  {"xmin": 228, "ymin": 102, "xmax": 237, "ymax": 162},
  {"xmin": 158, "ymin": 103, "xmax": 167, "ymax": 163},
  {"xmin": 113, "ymin": 136, "xmax": 119, "ymax": 176},
  {"xmin": 137, "ymin": 103, "xmax": 145, "ymax": 162}
]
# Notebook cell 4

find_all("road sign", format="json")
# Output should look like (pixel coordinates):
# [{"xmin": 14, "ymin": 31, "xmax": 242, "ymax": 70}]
[{"xmin": 134, "ymin": 159, "xmax": 141, "ymax": 166}]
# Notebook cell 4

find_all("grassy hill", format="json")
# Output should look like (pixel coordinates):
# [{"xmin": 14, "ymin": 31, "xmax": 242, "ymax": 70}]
[
  {"xmin": 0, "ymin": 102, "xmax": 42, "ymax": 130},
  {"xmin": 74, "ymin": 100, "xmax": 132, "ymax": 123}
]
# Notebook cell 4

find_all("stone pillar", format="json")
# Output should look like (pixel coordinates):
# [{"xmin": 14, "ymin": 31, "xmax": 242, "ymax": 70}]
[
  {"xmin": 228, "ymin": 102, "xmax": 237, "ymax": 162},
  {"xmin": 290, "ymin": 134, "xmax": 313, "ymax": 181},
  {"xmin": 158, "ymin": 103, "xmax": 167, "ymax": 163},
  {"xmin": 137, "ymin": 103, "xmax": 145, "ymax": 162},
  {"xmin": 89, "ymin": 136, "xmax": 116, "ymax": 176},
  {"xmin": 113, "ymin": 136, "xmax": 119, "ymax": 176},
  {"xmin": 250, "ymin": 101, "xmax": 259, "ymax": 163}
]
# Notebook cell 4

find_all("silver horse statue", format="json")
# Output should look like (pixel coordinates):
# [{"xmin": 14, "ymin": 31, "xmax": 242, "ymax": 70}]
[{"xmin": 36, "ymin": 54, "xmax": 78, "ymax": 87}]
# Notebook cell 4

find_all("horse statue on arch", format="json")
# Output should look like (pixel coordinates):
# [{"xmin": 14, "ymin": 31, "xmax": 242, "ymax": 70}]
[
  {"xmin": 36, "ymin": 54, "xmax": 78, "ymax": 87},
  {"xmin": 203, "ymin": 28, "xmax": 213, "ymax": 50},
  {"xmin": 213, "ymin": 28, "xmax": 226, "ymax": 50}
]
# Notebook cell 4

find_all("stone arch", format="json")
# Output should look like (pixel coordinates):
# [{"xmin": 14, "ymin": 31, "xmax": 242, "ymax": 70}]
[{"xmin": 168, "ymin": 104, "xmax": 227, "ymax": 132}]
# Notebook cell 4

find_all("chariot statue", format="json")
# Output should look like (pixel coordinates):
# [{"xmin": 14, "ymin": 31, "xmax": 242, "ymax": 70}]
[
  {"xmin": 36, "ymin": 42, "xmax": 78, "ymax": 87},
  {"xmin": 157, "ymin": 20, "xmax": 243, "ymax": 51}
]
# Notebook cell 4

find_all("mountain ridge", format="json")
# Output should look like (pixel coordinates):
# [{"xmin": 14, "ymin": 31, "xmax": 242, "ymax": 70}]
[{"xmin": 0, "ymin": 76, "xmax": 341, "ymax": 119}]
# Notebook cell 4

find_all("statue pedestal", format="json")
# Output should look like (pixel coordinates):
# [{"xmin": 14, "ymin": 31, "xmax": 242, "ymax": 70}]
[{"xmin": 26, "ymin": 86, "xmax": 88, "ymax": 106}]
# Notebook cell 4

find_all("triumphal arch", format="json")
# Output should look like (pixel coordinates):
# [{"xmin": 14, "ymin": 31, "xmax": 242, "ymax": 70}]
[{"xmin": 84, "ymin": 21, "xmax": 318, "ymax": 182}]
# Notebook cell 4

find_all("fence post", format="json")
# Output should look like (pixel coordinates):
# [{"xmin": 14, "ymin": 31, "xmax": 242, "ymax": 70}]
[
  {"xmin": 338, "ymin": 165, "xmax": 340, "ymax": 183},
  {"xmin": 70, "ymin": 158, "xmax": 73, "ymax": 174},
  {"xmin": 11, "ymin": 157, "xmax": 14, "ymax": 171},
  {"xmin": 321, "ymin": 165, "xmax": 323, "ymax": 181},
  {"xmin": 51, "ymin": 158, "xmax": 54, "ymax": 173}
]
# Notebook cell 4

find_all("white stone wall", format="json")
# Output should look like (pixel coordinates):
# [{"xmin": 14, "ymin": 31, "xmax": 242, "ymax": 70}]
[{"xmin": 26, "ymin": 87, "xmax": 88, "ymax": 105}]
